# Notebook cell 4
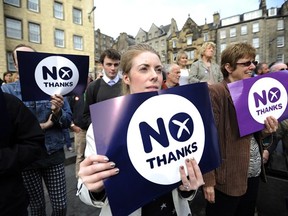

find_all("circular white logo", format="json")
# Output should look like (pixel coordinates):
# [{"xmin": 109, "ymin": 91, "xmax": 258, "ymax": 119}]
[
  {"xmin": 127, "ymin": 94, "xmax": 205, "ymax": 185},
  {"xmin": 35, "ymin": 56, "xmax": 79, "ymax": 95},
  {"xmin": 248, "ymin": 77, "xmax": 287, "ymax": 123}
]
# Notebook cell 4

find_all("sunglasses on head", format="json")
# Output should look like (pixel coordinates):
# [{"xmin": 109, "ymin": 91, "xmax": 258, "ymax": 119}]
[{"xmin": 236, "ymin": 60, "xmax": 258, "ymax": 67}]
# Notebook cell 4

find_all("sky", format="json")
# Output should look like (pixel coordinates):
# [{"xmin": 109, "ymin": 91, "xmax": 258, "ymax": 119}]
[{"xmin": 93, "ymin": 0, "xmax": 284, "ymax": 39}]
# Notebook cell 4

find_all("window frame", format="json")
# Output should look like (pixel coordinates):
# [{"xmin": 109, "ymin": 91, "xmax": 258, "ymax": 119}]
[
  {"xmin": 172, "ymin": 39, "xmax": 177, "ymax": 48},
  {"xmin": 220, "ymin": 30, "xmax": 226, "ymax": 39},
  {"xmin": 28, "ymin": 22, "xmax": 41, "ymax": 43},
  {"xmin": 4, "ymin": 0, "xmax": 20, "ymax": 7},
  {"xmin": 7, "ymin": 52, "xmax": 16, "ymax": 72},
  {"xmin": 241, "ymin": 25, "xmax": 247, "ymax": 35},
  {"xmin": 203, "ymin": 33, "xmax": 209, "ymax": 42},
  {"xmin": 220, "ymin": 43, "xmax": 226, "ymax": 53},
  {"xmin": 73, "ymin": 35, "xmax": 83, "ymax": 50},
  {"xmin": 73, "ymin": 7, "xmax": 82, "ymax": 25},
  {"xmin": 230, "ymin": 27, "xmax": 236, "ymax": 38},
  {"xmin": 186, "ymin": 50, "xmax": 194, "ymax": 60},
  {"xmin": 276, "ymin": 54, "xmax": 284, "ymax": 62},
  {"xmin": 277, "ymin": 36, "xmax": 284, "ymax": 47},
  {"xmin": 187, "ymin": 36, "xmax": 193, "ymax": 45},
  {"xmin": 252, "ymin": 37, "xmax": 259, "ymax": 48},
  {"xmin": 252, "ymin": 23, "xmax": 260, "ymax": 33},
  {"xmin": 5, "ymin": 17, "xmax": 22, "ymax": 39},
  {"xmin": 277, "ymin": 20, "xmax": 284, "ymax": 31},
  {"xmin": 54, "ymin": 29, "xmax": 65, "ymax": 47},
  {"xmin": 54, "ymin": 1, "xmax": 64, "ymax": 20},
  {"xmin": 27, "ymin": 0, "xmax": 39, "ymax": 12}
]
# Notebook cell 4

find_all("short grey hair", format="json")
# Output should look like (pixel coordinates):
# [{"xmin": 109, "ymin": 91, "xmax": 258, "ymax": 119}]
[
  {"xmin": 162, "ymin": 64, "xmax": 173, "ymax": 74},
  {"xmin": 270, "ymin": 61, "xmax": 287, "ymax": 72}
]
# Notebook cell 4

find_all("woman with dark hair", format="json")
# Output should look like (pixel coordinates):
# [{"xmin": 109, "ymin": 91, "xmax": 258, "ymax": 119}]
[
  {"xmin": 2, "ymin": 71, "xmax": 13, "ymax": 84},
  {"xmin": 203, "ymin": 42, "xmax": 278, "ymax": 216}
]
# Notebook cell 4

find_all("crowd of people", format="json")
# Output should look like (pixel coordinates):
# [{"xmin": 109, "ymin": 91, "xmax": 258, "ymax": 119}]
[{"xmin": 1, "ymin": 41, "xmax": 287, "ymax": 216}]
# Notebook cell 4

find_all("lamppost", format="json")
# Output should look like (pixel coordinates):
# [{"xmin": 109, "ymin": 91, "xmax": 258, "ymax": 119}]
[{"xmin": 88, "ymin": 6, "xmax": 96, "ymax": 22}]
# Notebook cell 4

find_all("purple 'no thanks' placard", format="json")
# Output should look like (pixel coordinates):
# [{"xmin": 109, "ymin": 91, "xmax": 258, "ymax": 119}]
[{"xmin": 228, "ymin": 70, "xmax": 288, "ymax": 137}]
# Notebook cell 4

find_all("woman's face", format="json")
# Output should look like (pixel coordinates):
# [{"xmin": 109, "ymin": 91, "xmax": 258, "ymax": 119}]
[
  {"xmin": 4, "ymin": 73, "xmax": 12, "ymax": 83},
  {"xmin": 227, "ymin": 57, "xmax": 256, "ymax": 82},
  {"xmin": 178, "ymin": 54, "xmax": 188, "ymax": 67},
  {"xmin": 204, "ymin": 45, "xmax": 214, "ymax": 58},
  {"xmin": 123, "ymin": 51, "xmax": 163, "ymax": 94}
]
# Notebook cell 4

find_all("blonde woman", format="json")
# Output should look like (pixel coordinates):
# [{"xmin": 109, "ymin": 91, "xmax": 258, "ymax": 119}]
[
  {"xmin": 77, "ymin": 44, "xmax": 204, "ymax": 215},
  {"xmin": 176, "ymin": 50, "xmax": 190, "ymax": 85},
  {"xmin": 189, "ymin": 42, "xmax": 223, "ymax": 84}
]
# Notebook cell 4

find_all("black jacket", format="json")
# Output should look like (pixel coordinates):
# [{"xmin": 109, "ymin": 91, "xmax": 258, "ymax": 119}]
[
  {"xmin": 0, "ymin": 90, "xmax": 46, "ymax": 215},
  {"xmin": 82, "ymin": 78, "xmax": 122, "ymax": 129},
  {"xmin": 68, "ymin": 94, "xmax": 86, "ymax": 130}
]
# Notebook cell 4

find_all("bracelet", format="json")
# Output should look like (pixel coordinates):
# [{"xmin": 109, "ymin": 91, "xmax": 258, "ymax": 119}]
[{"xmin": 70, "ymin": 123, "xmax": 75, "ymax": 128}]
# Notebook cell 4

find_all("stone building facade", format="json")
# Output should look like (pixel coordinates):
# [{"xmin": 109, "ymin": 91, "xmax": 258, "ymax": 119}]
[
  {"xmin": 135, "ymin": 18, "xmax": 178, "ymax": 64},
  {"xmin": 216, "ymin": 1, "xmax": 288, "ymax": 65},
  {"xmin": 1, "ymin": 0, "xmax": 286, "ymax": 80},
  {"xmin": 94, "ymin": 28, "xmax": 115, "ymax": 62},
  {"xmin": 0, "ymin": 0, "xmax": 95, "ymax": 78},
  {"xmin": 110, "ymin": 0, "xmax": 287, "ymax": 68}
]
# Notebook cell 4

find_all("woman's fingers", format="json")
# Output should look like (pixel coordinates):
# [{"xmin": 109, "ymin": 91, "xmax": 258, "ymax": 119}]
[
  {"xmin": 179, "ymin": 158, "xmax": 205, "ymax": 191},
  {"xmin": 78, "ymin": 155, "xmax": 119, "ymax": 192},
  {"xmin": 203, "ymin": 186, "xmax": 215, "ymax": 203}
]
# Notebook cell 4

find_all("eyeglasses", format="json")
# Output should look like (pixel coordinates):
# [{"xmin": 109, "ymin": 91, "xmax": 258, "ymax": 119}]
[
  {"xmin": 280, "ymin": 68, "xmax": 287, "ymax": 71},
  {"xmin": 236, "ymin": 61, "xmax": 258, "ymax": 67}
]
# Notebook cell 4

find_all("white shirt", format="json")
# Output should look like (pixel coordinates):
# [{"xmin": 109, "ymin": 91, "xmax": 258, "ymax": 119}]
[
  {"xmin": 102, "ymin": 70, "xmax": 120, "ymax": 85},
  {"xmin": 179, "ymin": 69, "xmax": 189, "ymax": 86}
]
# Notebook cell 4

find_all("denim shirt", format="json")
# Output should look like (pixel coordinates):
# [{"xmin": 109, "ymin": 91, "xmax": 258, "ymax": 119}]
[{"xmin": 1, "ymin": 81, "xmax": 72, "ymax": 154}]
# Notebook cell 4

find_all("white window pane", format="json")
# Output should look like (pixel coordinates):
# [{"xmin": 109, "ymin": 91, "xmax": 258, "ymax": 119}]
[
  {"xmin": 29, "ymin": 23, "xmax": 40, "ymax": 43},
  {"xmin": 203, "ymin": 33, "xmax": 208, "ymax": 42},
  {"xmin": 276, "ymin": 54, "xmax": 284, "ymax": 62},
  {"xmin": 220, "ymin": 30, "xmax": 226, "ymax": 39},
  {"xmin": 230, "ymin": 28, "xmax": 236, "ymax": 37},
  {"xmin": 28, "ymin": 0, "xmax": 39, "ymax": 12},
  {"xmin": 252, "ymin": 23, "xmax": 259, "ymax": 33},
  {"xmin": 187, "ymin": 50, "xmax": 194, "ymax": 60},
  {"xmin": 277, "ymin": 36, "xmax": 284, "ymax": 47},
  {"xmin": 172, "ymin": 40, "xmax": 177, "ymax": 48},
  {"xmin": 73, "ymin": 8, "xmax": 82, "ymax": 24},
  {"xmin": 55, "ymin": 29, "xmax": 64, "ymax": 47},
  {"xmin": 4, "ymin": 0, "xmax": 20, "ymax": 6},
  {"xmin": 253, "ymin": 38, "xmax": 259, "ymax": 48},
  {"xmin": 220, "ymin": 44, "xmax": 226, "ymax": 53},
  {"xmin": 6, "ymin": 18, "xmax": 22, "ymax": 39},
  {"xmin": 73, "ymin": 35, "xmax": 83, "ymax": 50},
  {"xmin": 7, "ymin": 53, "xmax": 16, "ymax": 71},
  {"xmin": 54, "ymin": 2, "xmax": 63, "ymax": 19},
  {"xmin": 241, "ymin": 26, "xmax": 247, "ymax": 35},
  {"xmin": 277, "ymin": 20, "xmax": 284, "ymax": 30},
  {"xmin": 187, "ymin": 36, "xmax": 192, "ymax": 45}
]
